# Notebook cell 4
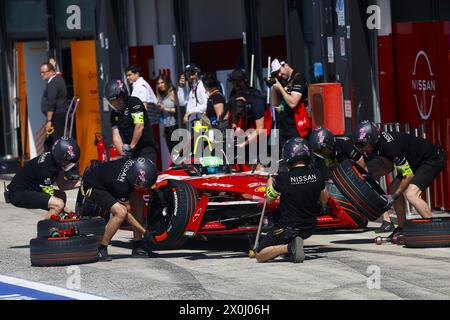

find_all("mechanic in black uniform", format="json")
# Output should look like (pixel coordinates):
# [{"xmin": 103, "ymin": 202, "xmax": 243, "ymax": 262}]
[
  {"xmin": 105, "ymin": 79, "xmax": 158, "ymax": 163},
  {"xmin": 255, "ymin": 138, "xmax": 329, "ymax": 264},
  {"xmin": 352, "ymin": 121, "xmax": 447, "ymax": 239},
  {"xmin": 229, "ymin": 87, "xmax": 267, "ymax": 170},
  {"xmin": 5, "ymin": 138, "xmax": 80, "ymax": 219},
  {"xmin": 105, "ymin": 79, "xmax": 159, "ymax": 256},
  {"xmin": 80, "ymin": 157, "xmax": 158, "ymax": 261},
  {"xmin": 309, "ymin": 127, "xmax": 364, "ymax": 169},
  {"xmin": 309, "ymin": 126, "xmax": 396, "ymax": 233}
]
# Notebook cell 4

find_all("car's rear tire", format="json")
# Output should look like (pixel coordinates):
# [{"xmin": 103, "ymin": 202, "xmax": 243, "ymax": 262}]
[
  {"xmin": 331, "ymin": 160, "xmax": 388, "ymax": 221},
  {"xmin": 327, "ymin": 182, "xmax": 368, "ymax": 229},
  {"xmin": 37, "ymin": 217, "xmax": 105, "ymax": 244},
  {"xmin": 147, "ymin": 180, "xmax": 198, "ymax": 247},
  {"xmin": 30, "ymin": 235, "xmax": 98, "ymax": 267},
  {"xmin": 404, "ymin": 217, "xmax": 450, "ymax": 248}
]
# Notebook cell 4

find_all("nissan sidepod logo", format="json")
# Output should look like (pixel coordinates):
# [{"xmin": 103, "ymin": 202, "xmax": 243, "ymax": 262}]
[{"xmin": 411, "ymin": 50, "xmax": 436, "ymax": 121}]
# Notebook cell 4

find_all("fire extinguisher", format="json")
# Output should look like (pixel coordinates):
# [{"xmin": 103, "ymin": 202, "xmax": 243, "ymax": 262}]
[
  {"xmin": 94, "ymin": 133, "xmax": 108, "ymax": 162},
  {"xmin": 109, "ymin": 145, "xmax": 119, "ymax": 161}
]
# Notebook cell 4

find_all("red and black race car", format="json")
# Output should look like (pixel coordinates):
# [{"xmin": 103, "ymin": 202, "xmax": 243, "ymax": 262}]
[{"xmin": 142, "ymin": 157, "xmax": 368, "ymax": 247}]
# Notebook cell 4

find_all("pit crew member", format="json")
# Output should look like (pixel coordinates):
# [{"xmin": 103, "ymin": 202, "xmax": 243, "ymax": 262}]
[
  {"xmin": 5, "ymin": 138, "xmax": 81, "ymax": 220},
  {"xmin": 352, "ymin": 121, "xmax": 447, "ymax": 239},
  {"xmin": 255, "ymin": 138, "xmax": 328, "ymax": 264},
  {"xmin": 80, "ymin": 157, "xmax": 158, "ymax": 261}
]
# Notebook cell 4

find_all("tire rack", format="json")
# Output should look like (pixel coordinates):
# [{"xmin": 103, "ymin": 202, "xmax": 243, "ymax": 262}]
[{"xmin": 377, "ymin": 123, "xmax": 432, "ymax": 219}]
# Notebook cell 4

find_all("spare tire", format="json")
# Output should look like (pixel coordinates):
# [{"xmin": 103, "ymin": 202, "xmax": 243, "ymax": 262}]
[
  {"xmin": 30, "ymin": 235, "xmax": 98, "ymax": 267},
  {"xmin": 326, "ymin": 182, "xmax": 368, "ymax": 229},
  {"xmin": 331, "ymin": 160, "xmax": 388, "ymax": 221},
  {"xmin": 147, "ymin": 180, "xmax": 198, "ymax": 247},
  {"xmin": 404, "ymin": 217, "xmax": 450, "ymax": 248},
  {"xmin": 37, "ymin": 218, "xmax": 105, "ymax": 244}
]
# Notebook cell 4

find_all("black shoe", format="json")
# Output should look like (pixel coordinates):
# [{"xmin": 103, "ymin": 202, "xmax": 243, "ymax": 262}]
[
  {"xmin": 132, "ymin": 241, "xmax": 158, "ymax": 258},
  {"xmin": 388, "ymin": 227, "xmax": 403, "ymax": 240},
  {"xmin": 287, "ymin": 237, "xmax": 305, "ymax": 264},
  {"xmin": 98, "ymin": 245, "xmax": 112, "ymax": 262},
  {"xmin": 375, "ymin": 221, "xmax": 396, "ymax": 234}
]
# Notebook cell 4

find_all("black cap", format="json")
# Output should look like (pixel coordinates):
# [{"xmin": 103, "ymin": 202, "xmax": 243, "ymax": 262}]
[
  {"xmin": 227, "ymin": 69, "xmax": 247, "ymax": 82},
  {"xmin": 184, "ymin": 63, "xmax": 200, "ymax": 74}
]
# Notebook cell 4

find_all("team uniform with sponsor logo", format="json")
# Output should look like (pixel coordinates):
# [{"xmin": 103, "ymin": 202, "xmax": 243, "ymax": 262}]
[
  {"xmin": 258, "ymin": 166, "xmax": 325, "ymax": 252},
  {"xmin": 278, "ymin": 73, "xmax": 309, "ymax": 151},
  {"xmin": 81, "ymin": 158, "xmax": 143, "ymax": 210},
  {"xmin": 7, "ymin": 153, "xmax": 66, "ymax": 210},
  {"xmin": 110, "ymin": 96, "xmax": 158, "ymax": 162},
  {"xmin": 374, "ymin": 132, "xmax": 446, "ymax": 192}
]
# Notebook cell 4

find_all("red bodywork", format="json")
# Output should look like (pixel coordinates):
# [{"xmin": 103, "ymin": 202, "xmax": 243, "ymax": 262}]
[{"xmin": 136, "ymin": 163, "xmax": 366, "ymax": 240}]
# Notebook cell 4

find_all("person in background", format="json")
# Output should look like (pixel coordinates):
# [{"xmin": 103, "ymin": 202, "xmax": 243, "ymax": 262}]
[
  {"xmin": 126, "ymin": 64, "xmax": 160, "ymax": 126},
  {"xmin": 228, "ymin": 69, "xmax": 248, "ymax": 99},
  {"xmin": 41, "ymin": 62, "xmax": 67, "ymax": 153},
  {"xmin": 270, "ymin": 59, "xmax": 310, "ymax": 155},
  {"xmin": 177, "ymin": 64, "xmax": 208, "ymax": 124},
  {"xmin": 203, "ymin": 73, "xmax": 229, "ymax": 132},
  {"xmin": 156, "ymin": 74, "xmax": 179, "ymax": 154}
]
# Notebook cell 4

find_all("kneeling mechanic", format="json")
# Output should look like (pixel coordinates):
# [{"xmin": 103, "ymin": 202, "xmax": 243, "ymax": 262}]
[{"xmin": 255, "ymin": 138, "xmax": 329, "ymax": 264}]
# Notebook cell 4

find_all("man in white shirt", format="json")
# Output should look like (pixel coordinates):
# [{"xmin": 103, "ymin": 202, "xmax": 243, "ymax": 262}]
[
  {"xmin": 177, "ymin": 64, "xmax": 209, "ymax": 124},
  {"xmin": 126, "ymin": 65, "xmax": 160, "ymax": 125}
]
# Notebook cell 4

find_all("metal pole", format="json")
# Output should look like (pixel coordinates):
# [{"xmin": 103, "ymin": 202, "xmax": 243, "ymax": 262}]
[{"xmin": 421, "ymin": 124, "xmax": 432, "ymax": 209}]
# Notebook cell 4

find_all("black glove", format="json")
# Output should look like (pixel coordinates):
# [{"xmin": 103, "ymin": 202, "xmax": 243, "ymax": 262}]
[
  {"xmin": 385, "ymin": 193, "xmax": 400, "ymax": 210},
  {"xmin": 122, "ymin": 144, "xmax": 132, "ymax": 157}
]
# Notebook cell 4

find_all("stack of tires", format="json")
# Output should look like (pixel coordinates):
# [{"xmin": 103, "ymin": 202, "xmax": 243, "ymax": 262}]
[
  {"xmin": 30, "ymin": 217, "xmax": 105, "ymax": 267},
  {"xmin": 403, "ymin": 218, "xmax": 450, "ymax": 248}
]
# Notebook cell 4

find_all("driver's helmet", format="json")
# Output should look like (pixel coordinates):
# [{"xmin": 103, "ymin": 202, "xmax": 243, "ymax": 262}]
[{"xmin": 199, "ymin": 156, "xmax": 224, "ymax": 174}]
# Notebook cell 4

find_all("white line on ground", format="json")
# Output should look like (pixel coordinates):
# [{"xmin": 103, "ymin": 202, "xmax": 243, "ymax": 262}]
[{"xmin": 0, "ymin": 275, "xmax": 109, "ymax": 300}]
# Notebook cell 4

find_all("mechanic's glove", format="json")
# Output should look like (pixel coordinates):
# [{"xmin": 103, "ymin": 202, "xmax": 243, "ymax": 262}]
[
  {"xmin": 122, "ymin": 144, "xmax": 132, "ymax": 157},
  {"xmin": 385, "ymin": 193, "xmax": 400, "ymax": 210}
]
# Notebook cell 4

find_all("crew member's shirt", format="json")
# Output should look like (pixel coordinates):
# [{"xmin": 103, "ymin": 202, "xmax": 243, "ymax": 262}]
[
  {"xmin": 376, "ymin": 132, "xmax": 438, "ymax": 176},
  {"xmin": 8, "ymin": 153, "xmax": 60, "ymax": 194},
  {"xmin": 272, "ymin": 166, "xmax": 325, "ymax": 231},
  {"xmin": 110, "ymin": 96, "xmax": 157, "ymax": 152},
  {"xmin": 82, "ymin": 158, "xmax": 134, "ymax": 203},
  {"xmin": 206, "ymin": 91, "xmax": 227, "ymax": 122},
  {"xmin": 232, "ymin": 88, "xmax": 265, "ymax": 130},
  {"xmin": 178, "ymin": 80, "xmax": 209, "ymax": 115},
  {"xmin": 278, "ymin": 72, "xmax": 308, "ymax": 138}
]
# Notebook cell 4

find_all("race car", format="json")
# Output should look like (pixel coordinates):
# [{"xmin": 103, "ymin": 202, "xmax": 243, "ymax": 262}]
[{"xmin": 144, "ymin": 156, "xmax": 368, "ymax": 247}]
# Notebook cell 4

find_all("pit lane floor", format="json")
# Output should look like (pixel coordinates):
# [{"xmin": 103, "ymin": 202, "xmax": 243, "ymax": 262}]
[{"xmin": 1, "ymin": 182, "xmax": 450, "ymax": 300}]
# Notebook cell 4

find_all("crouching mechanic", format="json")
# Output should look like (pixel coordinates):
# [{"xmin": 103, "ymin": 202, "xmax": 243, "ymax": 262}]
[
  {"xmin": 5, "ymin": 138, "xmax": 80, "ymax": 219},
  {"xmin": 310, "ymin": 126, "xmax": 396, "ymax": 233},
  {"xmin": 352, "ymin": 121, "xmax": 447, "ymax": 239},
  {"xmin": 255, "ymin": 138, "xmax": 329, "ymax": 264},
  {"xmin": 80, "ymin": 157, "xmax": 158, "ymax": 261},
  {"xmin": 309, "ymin": 127, "xmax": 364, "ymax": 170}
]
